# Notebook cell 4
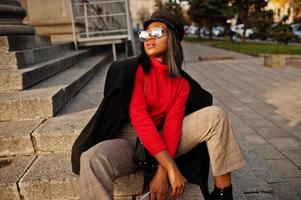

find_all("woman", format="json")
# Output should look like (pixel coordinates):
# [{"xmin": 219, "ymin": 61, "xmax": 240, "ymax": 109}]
[{"xmin": 72, "ymin": 10, "xmax": 245, "ymax": 200}]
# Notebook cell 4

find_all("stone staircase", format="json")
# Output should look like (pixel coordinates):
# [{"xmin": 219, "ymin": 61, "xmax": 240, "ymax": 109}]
[{"xmin": 0, "ymin": 35, "xmax": 204, "ymax": 200}]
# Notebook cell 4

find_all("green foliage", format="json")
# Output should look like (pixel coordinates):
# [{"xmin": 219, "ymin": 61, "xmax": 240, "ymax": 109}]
[
  {"xmin": 232, "ymin": 0, "xmax": 271, "ymax": 41},
  {"xmin": 160, "ymin": 0, "xmax": 189, "ymax": 25},
  {"xmin": 249, "ymin": 9, "xmax": 274, "ymax": 40},
  {"xmin": 270, "ymin": 24, "xmax": 294, "ymax": 44},
  {"xmin": 184, "ymin": 36, "xmax": 301, "ymax": 55},
  {"xmin": 269, "ymin": 14, "xmax": 295, "ymax": 44},
  {"xmin": 187, "ymin": 0, "xmax": 234, "ymax": 38}
]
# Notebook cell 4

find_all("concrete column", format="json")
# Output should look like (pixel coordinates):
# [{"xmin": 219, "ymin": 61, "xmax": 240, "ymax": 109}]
[{"xmin": 0, "ymin": 0, "xmax": 35, "ymax": 35}]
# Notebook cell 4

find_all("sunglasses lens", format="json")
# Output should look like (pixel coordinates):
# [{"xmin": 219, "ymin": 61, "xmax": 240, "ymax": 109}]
[
  {"xmin": 151, "ymin": 27, "xmax": 162, "ymax": 38},
  {"xmin": 138, "ymin": 27, "xmax": 164, "ymax": 42},
  {"xmin": 138, "ymin": 31, "xmax": 149, "ymax": 42}
]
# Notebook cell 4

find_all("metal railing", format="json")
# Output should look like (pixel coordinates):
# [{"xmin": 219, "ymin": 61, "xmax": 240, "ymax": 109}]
[{"xmin": 70, "ymin": 0, "xmax": 136, "ymax": 60}]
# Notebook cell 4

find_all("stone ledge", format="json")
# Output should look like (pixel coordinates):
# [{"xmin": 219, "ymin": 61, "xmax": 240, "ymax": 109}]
[
  {"xmin": 0, "ymin": 88, "xmax": 64, "ymax": 121},
  {"xmin": 0, "ymin": 43, "xmax": 73, "ymax": 69},
  {"xmin": 0, "ymin": 35, "xmax": 51, "ymax": 52},
  {"xmin": 263, "ymin": 54, "xmax": 286, "ymax": 68},
  {"xmin": 18, "ymin": 153, "xmax": 145, "ymax": 200},
  {"xmin": 32, "ymin": 109, "xmax": 94, "ymax": 152},
  {"xmin": 114, "ymin": 172, "xmax": 144, "ymax": 197},
  {"xmin": 199, "ymin": 55, "xmax": 234, "ymax": 61},
  {"xmin": 0, "ymin": 119, "xmax": 43, "ymax": 157},
  {"xmin": 0, "ymin": 155, "xmax": 36, "ymax": 200},
  {"xmin": 0, "ymin": 49, "xmax": 91, "ymax": 91},
  {"xmin": 0, "ymin": 52, "xmax": 109, "ymax": 121},
  {"xmin": 19, "ymin": 153, "xmax": 80, "ymax": 200},
  {"xmin": 135, "ymin": 183, "xmax": 204, "ymax": 200}
]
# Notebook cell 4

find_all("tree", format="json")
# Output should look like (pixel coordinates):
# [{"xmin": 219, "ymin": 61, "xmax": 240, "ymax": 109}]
[
  {"xmin": 270, "ymin": 15, "xmax": 294, "ymax": 44},
  {"xmin": 248, "ymin": 7, "xmax": 274, "ymax": 40},
  {"xmin": 232, "ymin": 0, "xmax": 271, "ymax": 42},
  {"xmin": 137, "ymin": 6, "xmax": 151, "ymax": 25},
  {"xmin": 187, "ymin": 0, "xmax": 234, "ymax": 39},
  {"xmin": 160, "ymin": 0, "xmax": 188, "ymax": 26}
]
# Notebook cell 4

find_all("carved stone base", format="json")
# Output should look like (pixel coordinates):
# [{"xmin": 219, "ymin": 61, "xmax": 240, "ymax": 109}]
[
  {"xmin": 0, "ymin": 0, "xmax": 35, "ymax": 35},
  {"xmin": 264, "ymin": 54, "xmax": 286, "ymax": 68}
]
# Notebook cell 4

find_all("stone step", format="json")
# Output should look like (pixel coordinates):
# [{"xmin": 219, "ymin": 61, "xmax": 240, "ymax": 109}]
[
  {"xmin": 0, "ymin": 119, "xmax": 43, "ymax": 157},
  {"xmin": 0, "ymin": 35, "xmax": 51, "ymax": 51},
  {"xmin": 0, "ymin": 52, "xmax": 111, "ymax": 123},
  {"xmin": 0, "ymin": 42, "xmax": 74, "ymax": 69},
  {"xmin": 0, "ymin": 153, "xmax": 203, "ymax": 200},
  {"xmin": 1, "ymin": 135, "xmax": 297, "ymax": 200},
  {"xmin": 0, "ymin": 155, "xmax": 36, "ymax": 200},
  {"xmin": 0, "ymin": 48, "xmax": 92, "ymax": 91},
  {"xmin": 0, "ymin": 153, "xmax": 143, "ymax": 200},
  {"xmin": 30, "ymin": 56, "xmax": 110, "ymax": 153}
]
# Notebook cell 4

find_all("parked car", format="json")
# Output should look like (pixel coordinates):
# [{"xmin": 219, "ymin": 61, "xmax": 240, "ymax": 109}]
[
  {"xmin": 185, "ymin": 25, "xmax": 199, "ymax": 35},
  {"xmin": 212, "ymin": 26, "xmax": 225, "ymax": 37},
  {"xmin": 291, "ymin": 24, "xmax": 301, "ymax": 41},
  {"xmin": 200, "ymin": 27, "xmax": 210, "ymax": 36},
  {"xmin": 199, "ymin": 26, "xmax": 225, "ymax": 37},
  {"xmin": 231, "ymin": 24, "xmax": 254, "ymax": 38}
]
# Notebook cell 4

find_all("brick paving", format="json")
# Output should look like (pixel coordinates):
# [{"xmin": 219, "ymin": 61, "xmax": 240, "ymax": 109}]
[
  {"xmin": 287, "ymin": 58, "xmax": 301, "ymax": 69},
  {"xmin": 181, "ymin": 41, "xmax": 301, "ymax": 199}
]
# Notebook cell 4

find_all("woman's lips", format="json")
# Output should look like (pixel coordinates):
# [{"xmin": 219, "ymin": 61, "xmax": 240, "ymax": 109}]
[{"xmin": 146, "ymin": 43, "xmax": 155, "ymax": 48}]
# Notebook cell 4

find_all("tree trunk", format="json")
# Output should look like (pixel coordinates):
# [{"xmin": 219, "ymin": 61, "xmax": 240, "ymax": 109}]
[
  {"xmin": 198, "ymin": 23, "xmax": 201, "ymax": 38},
  {"xmin": 242, "ymin": 9, "xmax": 248, "ymax": 42},
  {"xmin": 242, "ymin": 26, "xmax": 246, "ymax": 42},
  {"xmin": 209, "ymin": 26, "xmax": 213, "ymax": 40}
]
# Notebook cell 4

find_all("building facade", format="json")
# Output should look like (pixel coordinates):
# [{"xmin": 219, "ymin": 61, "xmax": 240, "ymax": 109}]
[
  {"xmin": 20, "ymin": 0, "xmax": 159, "ymax": 43},
  {"xmin": 267, "ymin": 0, "xmax": 300, "ymax": 24}
]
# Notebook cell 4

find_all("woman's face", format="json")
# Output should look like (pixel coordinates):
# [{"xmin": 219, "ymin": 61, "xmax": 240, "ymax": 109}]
[{"xmin": 143, "ymin": 21, "xmax": 168, "ymax": 61}]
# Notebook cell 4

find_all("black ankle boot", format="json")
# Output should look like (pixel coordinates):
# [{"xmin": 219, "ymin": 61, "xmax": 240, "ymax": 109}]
[{"xmin": 209, "ymin": 185, "xmax": 233, "ymax": 200}]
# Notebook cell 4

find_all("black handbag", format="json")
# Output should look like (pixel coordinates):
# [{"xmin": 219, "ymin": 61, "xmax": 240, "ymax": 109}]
[{"xmin": 133, "ymin": 137, "xmax": 158, "ymax": 172}]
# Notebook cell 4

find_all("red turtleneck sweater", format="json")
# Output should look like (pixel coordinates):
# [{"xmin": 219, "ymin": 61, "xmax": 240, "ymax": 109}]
[{"xmin": 129, "ymin": 58, "xmax": 190, "ymax": 157}]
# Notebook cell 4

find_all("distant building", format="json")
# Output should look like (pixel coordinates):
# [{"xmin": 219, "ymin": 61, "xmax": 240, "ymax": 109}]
[
  {"xmin": 20, "ymin": 0, "xmax": 161, "ymax": 43},
  {"xmin": 129, "ymin": 0, "xmax": 158, "ymax": 31},
  {"xmin": 292, "ymin": 0, "xmax": 301, "ymax": 22},
  {"xmin": 267, "ymin": 0, "xmax": 297, "ymax": 23}
]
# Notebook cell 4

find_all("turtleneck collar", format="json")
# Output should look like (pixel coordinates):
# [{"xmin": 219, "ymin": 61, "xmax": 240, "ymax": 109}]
[{"xmin": 150, "ymin": 57, "xmax": 168, "ymax": 71}]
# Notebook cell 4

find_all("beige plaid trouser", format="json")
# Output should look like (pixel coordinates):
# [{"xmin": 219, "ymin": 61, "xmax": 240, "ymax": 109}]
[{"xmin": 79, "ymin": 106, "xmax": 245, "ymax": 200}]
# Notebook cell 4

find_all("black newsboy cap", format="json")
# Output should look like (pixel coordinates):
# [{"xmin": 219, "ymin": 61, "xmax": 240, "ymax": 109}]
[{"xmin": 143, "ymin": 10, "xmax": 184, "ymax": 41}]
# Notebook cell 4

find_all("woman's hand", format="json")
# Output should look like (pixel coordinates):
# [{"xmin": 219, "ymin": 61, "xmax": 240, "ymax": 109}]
[
  {"xmin": 167, "ymin": 164, "xmax": 187, "ymax": 199},
  {"xmin": 150, "ymin": 166, "xmax": 170, "ymax": 200},
  {"xmin": 154, "ymin": 150, "xmax": 187, "ymax": 199}
]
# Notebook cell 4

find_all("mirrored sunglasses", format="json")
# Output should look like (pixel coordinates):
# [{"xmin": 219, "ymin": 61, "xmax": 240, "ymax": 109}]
[{"xmin": 138, "ymin": 27, "xmax": 167, "ymax": 42}]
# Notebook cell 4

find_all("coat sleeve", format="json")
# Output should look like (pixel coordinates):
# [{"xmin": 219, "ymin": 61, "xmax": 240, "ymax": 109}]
[
  {"xmin": 180, "ymin": 70, "xmax": 213, "ymax": 115},
  {"xmin": 103, "ymin": 61, "xmax": 116, "ymax": 97}
]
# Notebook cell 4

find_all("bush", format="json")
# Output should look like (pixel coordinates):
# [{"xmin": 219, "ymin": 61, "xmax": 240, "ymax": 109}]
[{"xmin": 270, "ymin": 24, "xmax": 294, "ymax": 44}]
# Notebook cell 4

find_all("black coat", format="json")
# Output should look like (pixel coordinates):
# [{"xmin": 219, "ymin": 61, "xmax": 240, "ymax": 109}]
[{"xmin": 71, "ymin": 55, "xmax": 213, "ymax": 199}]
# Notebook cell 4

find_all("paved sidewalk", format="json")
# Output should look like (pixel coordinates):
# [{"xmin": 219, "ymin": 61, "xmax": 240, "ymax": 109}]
[
  {"xmin": 287, "ymin": 58, "xmax": 301, "ymax": 69},
  {"xmin": 182, "ymin": 41, "xmax": 301, "ymax": 199}
]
